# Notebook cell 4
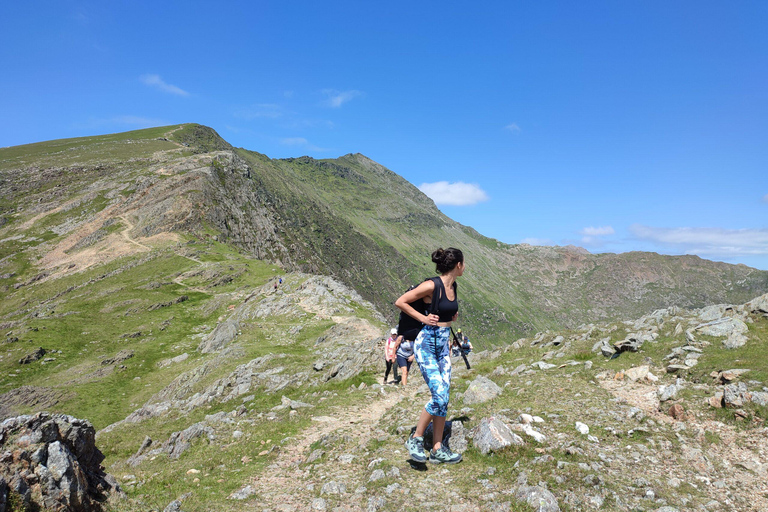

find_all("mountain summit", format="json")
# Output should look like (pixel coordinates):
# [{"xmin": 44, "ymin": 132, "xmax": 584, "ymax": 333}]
[{"xmin": 2, "ymin": 123, "xmax": 764, "ymax": 339}]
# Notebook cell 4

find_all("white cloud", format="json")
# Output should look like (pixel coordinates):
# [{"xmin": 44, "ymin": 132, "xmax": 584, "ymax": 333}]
[
  {"xmin": 418, "ymin": 181, "xmax": 489, "ymax": 206},
  {"xmin": 140, "ymin": 74, "xmax": 189, "ymax": 96},
  {"xmin": 521, "ymin": 237, "xmax": 553, "ymax": 246},
  {"xmin": 762, "ymin": 193, "xmax": 768, "ymax": 204},
  {"xmin": 505, "ymin": 123, "xmax": 521, "ymax": 132},
  {"xmin": 234, "ymin": 103, "xmax": 282, "ymax": 120},
  {"xmin": 630, "ymin": 224, "xmax": 768, "ymax": 257},
  {"xmin": 579, "ymin": 226, "xmax": 615, "ymax": 236},
  {"xmin": 322, "ymin": 89, "xmax": 362, "ymax": 108}
]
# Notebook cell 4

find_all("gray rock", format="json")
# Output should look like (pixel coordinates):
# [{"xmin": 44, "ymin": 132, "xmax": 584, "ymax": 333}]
[
  {"xmin": 306, "ymin": 449, "xmax": 324, "ymax": 463},
  {"xmin": 367, "ymin": 496, "xmax": 386, "ymax": 512},
  {"xmin": 369, "ymin": 469, "xmax": 385, "ymax": 482},
  {"xmin": 695, "ymin": 317, "xmax": 748, "ymax": 338},
  {"xmin": 228, "ymin": 485, "xmax": 256, "ymax": 500},
  {"xmin": 723, "ymin": 382, "xmax": 749, "ymax": 408},
  {"xmin": 320, "ymin": 481, "xmax": 346, "ymax": 494},
  {"xmin": 0, "ymin": 412, "xmax": 121, "ymax": 512},
  {"xmin": 514, "ymin": 485, "xmax": 560, "ymax": 511},
  {"xmin": 163, "ymin": 422, "xmax": 215, "ymax": 459},
  {"xmin": 198, "ymin": 319, "xmax": 239, "ymax": 353},
  {"xmin": 746, "ymin": 293, "xmax": 768, "ymax": 314},
  {"xmin": 163, "ymin": 500, "xmax": 183, "ymax": 512},
  {"xmin": 658, "ymin": 384, "xmax": 680, "ymax": 402},
  {"xmin": 750, "ymin": 391, "xmax": 768, "ymax": 407},
  {"xmin": 463, "ymin": 376, "xmax": 503, "ymax": 404},
  {"xmin": 281, "ymin": 395, "xmax": 314, "ymax": 410},
  {"xmin": 311, "ymin": 497, "xmax": 326, "ymax": 510},
  {"xmin": 18, "ymin": 347, "xmax": 46, "ymax": 364},
  {"xmin": 472, "ymin": 417, "xmax": 524, "ymax": 455}
]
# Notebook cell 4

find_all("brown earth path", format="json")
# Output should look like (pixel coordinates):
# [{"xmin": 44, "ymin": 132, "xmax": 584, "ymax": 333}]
[{"xmin": 242, "ymin": 384, "xmax": 419, "ymax": 510}]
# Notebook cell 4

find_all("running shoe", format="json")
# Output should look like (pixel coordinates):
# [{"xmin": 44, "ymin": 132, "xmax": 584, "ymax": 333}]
[
  {"xmin": 429, "ymin": 445, "xmax": 462, "ymax": 464},
  {"xmin": 405, "ymin": 435, "xmax": 427, "ymax": 463}
]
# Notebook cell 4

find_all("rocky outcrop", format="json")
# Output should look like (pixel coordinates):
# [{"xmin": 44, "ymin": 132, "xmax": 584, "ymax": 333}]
[
  {"xmin": 462, "ymin": 375, "xmax": 503, "ymax": 405},
  {"xmin": 0, "ymin": 412, "xmax": 122, "ymax": 512}
]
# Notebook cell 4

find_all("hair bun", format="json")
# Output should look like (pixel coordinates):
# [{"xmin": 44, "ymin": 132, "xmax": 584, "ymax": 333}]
[{"xmin": 431, "ymin": 248, "xmax": 445, "ymax": 263}]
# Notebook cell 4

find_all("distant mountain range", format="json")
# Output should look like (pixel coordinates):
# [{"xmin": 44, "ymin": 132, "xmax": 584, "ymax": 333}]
[{"xmin": 2, "ymin": 123, "xmax": 766, "ymax": 340}]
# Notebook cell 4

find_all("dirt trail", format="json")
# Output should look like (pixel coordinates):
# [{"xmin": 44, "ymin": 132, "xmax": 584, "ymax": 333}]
[
  {"xmin": 118, "ymin": 214, "xmax": 151, "ymax": 251},
  {"xmin": 245, "ymin": 384, "xmax": 418, "ymax": 508}
]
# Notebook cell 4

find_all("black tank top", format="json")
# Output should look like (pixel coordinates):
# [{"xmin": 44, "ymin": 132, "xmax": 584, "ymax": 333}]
[{"xmin": 428, "ymin": 278, "xmax": 458, "ymax": 322}]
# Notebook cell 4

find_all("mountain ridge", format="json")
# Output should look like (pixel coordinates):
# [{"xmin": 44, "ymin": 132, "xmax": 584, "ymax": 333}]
[{"xmin": 1, "ymin": 123, "xmax": 766, "ymax": 341}]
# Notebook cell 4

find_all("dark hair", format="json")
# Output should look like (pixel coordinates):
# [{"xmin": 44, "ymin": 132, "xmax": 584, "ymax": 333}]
[{"xmin": 432, "ymin": 247, "xmax": 464, "ymax": 274}]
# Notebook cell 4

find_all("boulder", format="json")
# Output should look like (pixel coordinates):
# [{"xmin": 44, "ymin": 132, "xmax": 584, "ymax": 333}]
[
  {"xmin": 472, "ymin": 417, "xmax": 524, "ymax": 455},
  {"xmin": 695, "ymin": 317, "xmax": 748, "ymax": 338},
  {"xmin": 0, "ymin": 412, "xmax": 122, "ymax": 512},
  {"xmin": 624, "ymin": 365, "xmax": 650, "ymax": 382},
  {"xmin": 19, "ymin": 347, "xmax": 46, "ymax": 364},
  {"xmin": 658, "ymin": 384, "xmax": 680, "ymax": 402},
  {"xmin": 745, "ymin": 293, "xmax": 768, "ymax": 315},
  {"xmin": 197, "ymin": 319, "xmax": 239, "ymax": 353},
  {"xmin": 463, "ymin": 376, "xmax": 503, "ymax": 405},
  {"xmin": 723, "ymin": 382, "xmax": 748, "ymax": 408},
  {"xmin": 514, "ymin": 485, "xmax": 561, "ymax": 511}
]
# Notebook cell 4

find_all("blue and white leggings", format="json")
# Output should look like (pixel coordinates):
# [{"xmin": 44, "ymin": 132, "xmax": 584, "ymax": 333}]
[{"xmin": 414, "ymin": 325, "xmax": 452, "ymax": 417}]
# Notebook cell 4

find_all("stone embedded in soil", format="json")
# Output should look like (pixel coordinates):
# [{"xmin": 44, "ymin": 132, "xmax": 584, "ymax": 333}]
[{"xmin": 472, "ymin": 417, "xmax": 524, "ymax": 455}]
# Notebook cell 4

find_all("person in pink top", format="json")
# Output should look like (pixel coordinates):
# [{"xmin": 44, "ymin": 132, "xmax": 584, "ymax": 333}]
[{"xmin": 384, "ymin": 328, "xmax": 400, "ymax": 384}]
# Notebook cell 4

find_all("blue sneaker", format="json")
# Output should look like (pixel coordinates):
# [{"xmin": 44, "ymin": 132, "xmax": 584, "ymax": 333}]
[
  {"xmin": 405, "ymin": 434, "xmax": 427, "ymax": 462},
  {"xmin": 429, "ymin": 445, "xmax": 462, "ymax": 464}
]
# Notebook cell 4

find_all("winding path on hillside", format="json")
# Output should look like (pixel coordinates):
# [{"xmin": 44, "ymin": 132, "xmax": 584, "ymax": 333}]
[{"xmin": 243, "ymin": 384, "xmax": 419, "ymax": 509}]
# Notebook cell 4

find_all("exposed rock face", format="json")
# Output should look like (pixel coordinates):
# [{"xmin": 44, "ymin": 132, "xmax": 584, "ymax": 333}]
[
  {"xmin": 0, "ymin": 412, "xmax": 122, "ymax": 511},
  {"xmin": 463, "ymin": 375, "xmax": 503, "ymax": 405}
]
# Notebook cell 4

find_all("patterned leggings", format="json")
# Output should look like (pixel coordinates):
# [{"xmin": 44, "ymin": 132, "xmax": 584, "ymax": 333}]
[{"xmin": 414, "ymin": 326, "xmax": 452, "ymax": 417}]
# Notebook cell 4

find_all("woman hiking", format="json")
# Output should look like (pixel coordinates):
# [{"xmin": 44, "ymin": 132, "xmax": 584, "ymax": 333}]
[{"xmin": 395, "ymin": 247, "xmax": 465, "ymax": 464}]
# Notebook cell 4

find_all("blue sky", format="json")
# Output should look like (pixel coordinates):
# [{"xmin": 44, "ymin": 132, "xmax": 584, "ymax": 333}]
[{"xmin": 2, "ymin": 1, "xmax": 767, "ymax": 269}]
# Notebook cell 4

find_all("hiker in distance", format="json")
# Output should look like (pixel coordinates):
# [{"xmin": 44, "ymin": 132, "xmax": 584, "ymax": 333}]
[
  {"xmin": 383, "ymin": 328, "xmax": 400, "ymax": 384},
  {"xmin": 395, "ymin": 247, "xmax": 465, "ymax": 464}
]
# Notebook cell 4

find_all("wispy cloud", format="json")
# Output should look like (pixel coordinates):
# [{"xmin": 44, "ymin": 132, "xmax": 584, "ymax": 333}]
[
  {"xmin": 322, "ymin": 89, "xmax": 363, "ymax": 108},
  {"xmin": 505, "ymin": 123, "xmax": 521, "ymax": 133},
  {"xmin": 577, "ymin": 225, "xmax": 615, "ymax": 246},
  {"xmin": 234, "ymin": 103, "xmax": 283, "ymax": 120},
  {"xmin": 630, "ymin": 224, "xmax": 768, "ymax": 257},
  {"xmin": 521, "ymin": 237, "xmax": 553, "ymax": 246},
  {"xmin": 418, "ymin": 181, "xmax": 489, "ymax": 206},
  {"xmin": 579, "ymin": 226, "xmax": 615, "ymax": 236},
  {"xmin": 762, "ymin": 193, "xmax": 768, "ymax": 204},
  {"xmin": 140, "ymin": 74, "xmax": 189, "ymax": 97}
]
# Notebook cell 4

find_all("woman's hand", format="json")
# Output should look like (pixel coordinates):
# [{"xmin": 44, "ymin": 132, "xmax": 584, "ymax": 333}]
[
  {"xmin": 407, "ymin": 355, "xmax": 415, "ymax": 363},
  {"xmin": 424, "ymin": 313, "xmax": 440, "ymax": 326}
]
